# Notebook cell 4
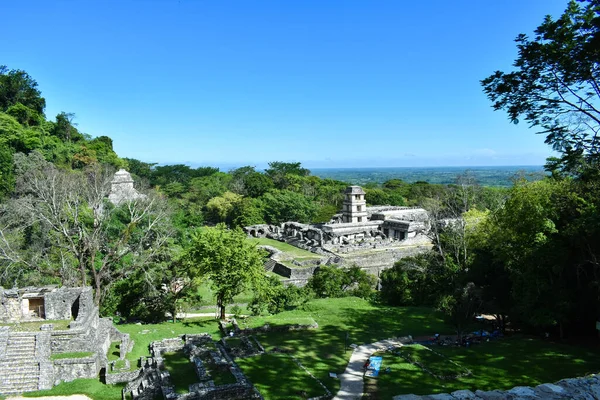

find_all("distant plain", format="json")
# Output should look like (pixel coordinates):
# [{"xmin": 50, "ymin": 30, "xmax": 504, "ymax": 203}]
[{"xmin": 310, "ymin": 166, "xmax": 547, "ymax": 187}]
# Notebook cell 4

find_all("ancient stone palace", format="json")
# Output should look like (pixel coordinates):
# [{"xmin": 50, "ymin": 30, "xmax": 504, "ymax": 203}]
[{"xmin": 245, "ymin": 185, "xmax": 432, "ymax": 284}]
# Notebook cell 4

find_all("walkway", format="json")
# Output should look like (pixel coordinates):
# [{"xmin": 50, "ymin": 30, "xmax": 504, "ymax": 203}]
[{"xmin": 333, "ymin": 336, "xmax": 411, "ymax": 400}]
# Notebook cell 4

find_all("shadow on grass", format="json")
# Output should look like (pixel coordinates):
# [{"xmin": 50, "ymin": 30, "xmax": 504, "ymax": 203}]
[
  {"xmin": 373, "ymin": 336, "xmax": 600, "ymax": 398},
  {"xmin": 163, "ymin": 352, "xmax": 198, "ymax": 394},
  {"xmin": 181, "ymin": 319, "xmax": 218, "ymax": 329},
  {"xmin": 236, "ymin": 353, "xmax": 326, "ymax": 399}
]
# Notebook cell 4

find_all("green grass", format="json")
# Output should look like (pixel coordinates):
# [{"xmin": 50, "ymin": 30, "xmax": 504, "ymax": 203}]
[
  {"xmin": 248, "ymin": 237, "xmax": 321, "ymax": 259},
  {"xmin": 116, "ymin": 317, "xmax": 221, "ymax": 369},
  {"xmin": 239, "ymin": 315, "xmax": 317, "ymax": 329},
  {"xmin": 163, "ymin": 351, "xmax": 198, "ymax": 394},
  {"xmin": 23, "ymin": 379, "xmax": 124, "ymax": 400},
  {"xmin": 225, "ymin": 337, "xmax": 243, "ymax": 348},
  {"xmin": 0, "ymin": 319, "xmax": 71, "ymax": 332},
  {"xmin": 51, "ymin": 351, "xmax": 94, "ymax": 360},
  {"xmin": 194, "ymin": 281, "xmax": 254, "ymax": 308},
  {"xmin": 203, "ymin": 359, "xmax": 237, "ymax": 386},
  {"xmin": 107, "ymin": 341, "xmax": 121, "ymax": 361},
  {"xmin": 236, "ymin": 353, "xmax": 327, "ymax": 399},
  {"xmin": 19, "ymin": 297, "xmax": 600, "ymax": 400},
  {"xmin": 249, "ymin": 297, "xmax": 451, "ymax": 395},
  {"xmin": 397, "ymin": 344, "xmax": 468, "ymax": 378},
  {"xmin": 367, "ymin": 337, "xmax": 600, "ymax": 399}
]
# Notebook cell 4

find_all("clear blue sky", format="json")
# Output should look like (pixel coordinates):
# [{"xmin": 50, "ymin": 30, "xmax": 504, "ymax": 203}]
[{"xmin": 3, "ymin": 0, "xmax": 568, "ymax": 168}]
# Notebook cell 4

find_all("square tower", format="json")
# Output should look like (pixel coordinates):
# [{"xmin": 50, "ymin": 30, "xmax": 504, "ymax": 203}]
[{"xmin": 342, "ymin": 186, "xmax": 367, "ymax": 223}]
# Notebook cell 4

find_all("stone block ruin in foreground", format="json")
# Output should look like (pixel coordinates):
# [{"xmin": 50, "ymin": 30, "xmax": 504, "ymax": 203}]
[{"xmin": 0, "ymin": 286, "xmax": 131, "ymax": 395}]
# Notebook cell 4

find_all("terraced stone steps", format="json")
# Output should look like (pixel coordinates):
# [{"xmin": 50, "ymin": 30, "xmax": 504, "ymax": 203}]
[{"xmin": 0, "ymin": 333, "xmax": 40, "ymax": 395}]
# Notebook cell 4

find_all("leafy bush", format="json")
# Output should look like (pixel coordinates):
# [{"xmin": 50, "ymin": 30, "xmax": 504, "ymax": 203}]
[
  {"xmin": 306, "ymin": 265, "xmax": 375, "ymax": 299},
  {"xmin": 249, "ymin": 276, "xmax": 311, "ymax": 315}
]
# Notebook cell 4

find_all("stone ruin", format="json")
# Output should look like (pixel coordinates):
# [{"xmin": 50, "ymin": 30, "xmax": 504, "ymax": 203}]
[
  {"xmin": 108, "ymin": 169, "xmax": 146, "ymax": 205},
  {"xmin": 124, "ymin": 334, "xmax": 262, "ymax": 400},
  {"xmin": 0, "ymin": 286, "xmax": 131, "ymax": 396},
  {"xmin": 246, "ymin": 186, "xmax": 430, "ymax": 252},
  {"xmin": 245, "ymin": 185, "xmax": 433, "ymax": 285}
]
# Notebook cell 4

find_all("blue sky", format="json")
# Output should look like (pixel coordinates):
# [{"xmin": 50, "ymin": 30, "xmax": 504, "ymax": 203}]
[{"xmin": 3, "ymin": 0, "xmax": 568, "ymax": 168}]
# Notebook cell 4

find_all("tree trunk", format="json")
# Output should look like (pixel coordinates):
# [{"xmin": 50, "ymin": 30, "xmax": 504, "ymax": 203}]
[
  {"xmin": 79, "ymin": 254, "xmax": 87, "ymax": 287},
  {"xmin": 94, "ymin": 274, "xmax": 102, "ymax": 306},
  {"xmin": 217, "ymin": 293, "xmax": 226, "ymax": 320},
  {"xmin": 559, "ymin": 321, "xmax": 564, "ymax": 340}
]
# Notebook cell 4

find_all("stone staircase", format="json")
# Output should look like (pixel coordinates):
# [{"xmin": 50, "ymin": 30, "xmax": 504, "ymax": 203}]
[
  {"xmin": 264, "ymin": 258, "xmax": 277, "ymax": 272},
  {"xmin": 0, "ymin": 333, "xmax": 40, "ymax": 395}
]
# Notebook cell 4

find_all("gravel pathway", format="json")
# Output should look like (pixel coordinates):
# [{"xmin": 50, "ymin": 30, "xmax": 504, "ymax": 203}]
[{"xmin": 333, "ymin": 337, "xmax": 411, "ymax": 400}]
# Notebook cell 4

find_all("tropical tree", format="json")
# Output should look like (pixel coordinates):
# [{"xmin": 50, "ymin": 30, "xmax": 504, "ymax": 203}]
[
  {"xmin": 0, "ymin": 152, "xmax": 173, "ymax": 305},
  {"xmin": 438, "ymin": 282, "xmax": 482, "ymax": 343},
  {"xmin": 0, "ymin": 66, "xmax": 46, "ymax": 114},
  {"xmin": 185, "ymin": 224, "xmax": 266, "ymax": 319},
  {"xmin": 265, "ymin": 161, "xmax": 310, "ymax": 189},
  {"xmin": 261, "ymin": 189, "xmax": 318, "ymax": 224},
  {"xmin": 306, "ymin": 265, "xmax": 375, "ymax": 299},
  {"xmin": 481, "ymin": 0, "xmax": 600, "ymax": 174}
]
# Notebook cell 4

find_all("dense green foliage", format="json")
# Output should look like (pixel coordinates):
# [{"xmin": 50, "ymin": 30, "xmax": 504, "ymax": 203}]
[
  {"xmin": 482, "ymin": 0, "xmax": 600, "ymax": 175},
  {"xmin": 377, "ymin": 0, "xmax": 600, "ymax": 341},
  {"xmin": 306, "ymin": 265, "xmax": 376, "ymax": 299},
  {"xmin": 185, "ymin": 224, "xmax": 266, "ymax": 319}
]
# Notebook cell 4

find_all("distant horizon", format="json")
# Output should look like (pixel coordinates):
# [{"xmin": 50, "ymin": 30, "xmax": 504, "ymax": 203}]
[
  {"xmin": 4, "ymin": 1, "xmax": 566, "ymax": 168},
  {"xmin": 166, "ymin": 161, "xmax": 546, "ymax": 172}
]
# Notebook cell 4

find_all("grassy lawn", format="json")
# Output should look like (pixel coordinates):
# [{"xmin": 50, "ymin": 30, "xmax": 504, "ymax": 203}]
[
  {"xmin": 23, "ymin": 379, "xmax": 124, "ymax": 400},
  {"xmin": 366, "ymin": 337, "xmax": 600, "ymax": 399},
  {"xmin": 0, "ymin": 319, "xmax": 71, "ymax": 332},
  {"xmin": 107, "ymin": 341, "xmax": 121, "ymax": 361},
  {"xmin": 250, "ymin": 297, "xmax": 451, "ymax": 395},
  {"xmin": 51, "ymin": 351, "xmax": 94, "ymax": 360},
  {"xmin": 236, "ymin": 353, "xmax": 327, "ymax": 399},
  {"xmin": 116, "ymin": 317, "xmax": 221, "ymax": 369},
  {"xmin": 194, "ymin": 281, "xmax": 254, "ymax": 308},
  {"xmin": 163, "ymin": 351, "xmax": 198, "ymax": 394},
  {"xmin": 248, "ymin": 237, "xmax": 321, "ymax": 260},
  {"xmin": 19, "ymin": 297, "xmax": 600, "ymax": 400},
  {"xmin": 240, "ymin": 315, "xmax": 317, "ymax": 329},
  {"xmin": 397, "ymin": 344, "xmax": 469, "ymax": 378}
]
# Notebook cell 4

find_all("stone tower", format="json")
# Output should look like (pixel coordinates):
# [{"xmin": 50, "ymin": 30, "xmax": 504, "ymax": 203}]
[
  {"xmin": 342, "ymin": 186, "xmax": 367, "ymax": 223},
  {"xmin": 108, "ymin": 169, "xmax": 145, "ymax": 205}
]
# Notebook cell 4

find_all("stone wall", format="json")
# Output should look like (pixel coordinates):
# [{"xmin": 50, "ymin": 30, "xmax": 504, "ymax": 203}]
[
  {"xmin": 105, "ymin": 368, "xmax": 142, "ymax": 385},
  {"xmin": 338, "ymin": 242, "xmax": 432, "ymax": 273},
  {"xmin": 272, "ymin": 263, "xmax": 319, "ymax": 280},
  {"xmin": 36, "ymin": 331, "xmax": 53, "ymax": 390},
  {"xmin": 53, "ymin": 354, "xmax": 100, "ymax": 384},
  {"xmin": 0, "ymin": 327, "xmax": 8, "ymax": 358},
  {"xmin": 50, "ymin": 314, "xmax": 98, "ymax": 353},
  {"xmin": 0, "ymin": 290, "xmax": 20, "ymax": 322},
  {"xmin": 393, "ymin": 374, "xmax": 600, "ymax": 400},
  {"xmin": 45, "ymin": 287, "xmax": 94, "ymax": 321}
]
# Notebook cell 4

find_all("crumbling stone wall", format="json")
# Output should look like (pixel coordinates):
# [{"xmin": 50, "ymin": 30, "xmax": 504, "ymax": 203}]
[
  {"xmin": 393, "ymin": 374, "xmax": 600, "ymax": 399},
  {"xmin": 0, "ymin": 289, "xmax": 20, "ymax": 322},
  {"xmin": 53, "ymin": 354, "xmax": 99, "ymax": 384},
  {"xmin": 44, "ymin": 287, "xmax": 93, "ymax": 321}
]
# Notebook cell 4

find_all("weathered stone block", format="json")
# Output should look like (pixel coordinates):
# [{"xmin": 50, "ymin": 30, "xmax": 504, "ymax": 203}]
[{"xmin": 450, "ymin": 389, "xmax": 479, "ymax": 399}]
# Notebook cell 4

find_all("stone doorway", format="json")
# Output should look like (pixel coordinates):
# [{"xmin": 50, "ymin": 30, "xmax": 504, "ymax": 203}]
[{"xmin": 28, "ymin": 297, "xmax": 45, "ymax": 318}]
